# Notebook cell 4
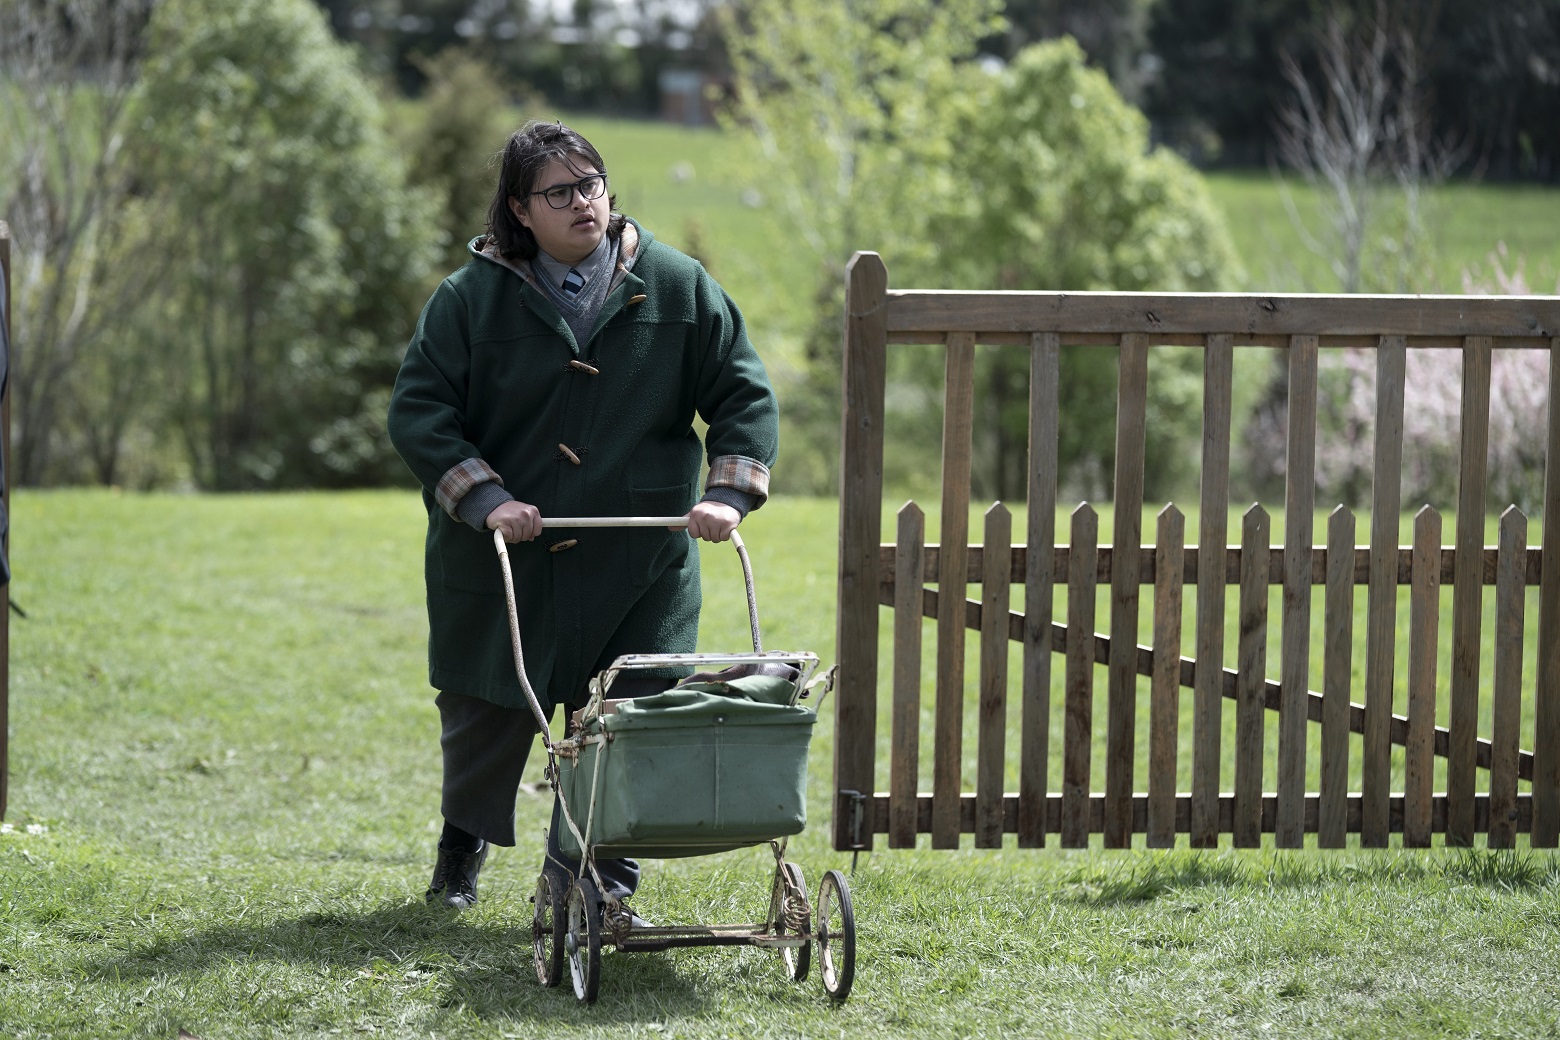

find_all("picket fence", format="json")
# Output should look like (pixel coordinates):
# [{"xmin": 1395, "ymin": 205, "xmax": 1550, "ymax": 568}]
[{"xmin": 831, "ymin": 250, "xmax": 1560, "ymax": 852}]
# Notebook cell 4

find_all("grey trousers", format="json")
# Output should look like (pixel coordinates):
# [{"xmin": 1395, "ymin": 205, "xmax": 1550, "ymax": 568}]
[{"xmin": 436, "ymin": 677, "xmax": 673, "ymax": 900}]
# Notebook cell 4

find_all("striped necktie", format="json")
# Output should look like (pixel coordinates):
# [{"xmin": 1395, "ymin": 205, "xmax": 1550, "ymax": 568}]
[{"xmin": 561, "ymin": 268, "xmax": 585, "ymax": 298}]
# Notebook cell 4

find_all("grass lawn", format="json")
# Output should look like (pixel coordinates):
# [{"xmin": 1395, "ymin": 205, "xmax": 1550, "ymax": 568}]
[
  {"xmin": 4, "ymin": 490, "xmax": 1559, "ymax": 1039},
  {"xmin": 1202, "ymin": 172, "xmax": 1560, "ymax": 295}
]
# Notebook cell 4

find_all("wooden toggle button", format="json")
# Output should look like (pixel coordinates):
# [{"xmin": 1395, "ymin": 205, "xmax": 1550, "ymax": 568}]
[
  {"xmin": 558, "ymin": 444, "xmax": 582, "ymax": 465},
  {"xmin": 548, "ymin": 539, "xmax": 578, "ymax": 553},
  {"xmin": 568, "ymin": 359, "xmax": 600, "ymax": 375}
]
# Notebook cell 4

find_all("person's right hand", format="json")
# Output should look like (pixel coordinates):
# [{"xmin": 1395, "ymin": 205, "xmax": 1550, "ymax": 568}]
[{"xmin": 486, "ymin": 500, "xmax": 543, "ymax": 543}]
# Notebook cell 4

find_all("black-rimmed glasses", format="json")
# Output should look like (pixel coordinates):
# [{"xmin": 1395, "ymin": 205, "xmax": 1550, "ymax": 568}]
[{"xmin": 524, "ymin": 174, "xmax": 607, "ymax": 210}]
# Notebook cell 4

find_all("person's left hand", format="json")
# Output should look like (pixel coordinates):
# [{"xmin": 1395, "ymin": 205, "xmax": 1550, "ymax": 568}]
[{"xmin": 684, "ymin": 500, "xmax": 741, "ymax": 542}]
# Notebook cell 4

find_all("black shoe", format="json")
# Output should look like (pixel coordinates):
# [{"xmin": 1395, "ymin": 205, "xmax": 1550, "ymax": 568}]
[{"xmin": 426, "ymin": 840, "xmax": 487, "ymax": 910}]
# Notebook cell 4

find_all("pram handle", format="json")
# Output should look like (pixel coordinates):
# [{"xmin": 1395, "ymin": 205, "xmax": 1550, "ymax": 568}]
[
  {"xmin": 543, "ymin": 516, "xmax": 688, "ymax": 527},
  {"xmin": 493, "ymin": 516, "xmax": 765, "ymax": 746}
]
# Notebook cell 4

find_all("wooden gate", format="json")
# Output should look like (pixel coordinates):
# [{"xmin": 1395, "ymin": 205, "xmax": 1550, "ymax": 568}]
[{"xmin": 832, "ymin": 250, "xmax": 1560, "ymax": 852}]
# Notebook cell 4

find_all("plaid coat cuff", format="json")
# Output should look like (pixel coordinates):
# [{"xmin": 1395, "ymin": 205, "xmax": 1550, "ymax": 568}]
[
  {"xmin": 705, "ymin": 455, "xmax": 771, "ymax": 509},
  {"xmin": 435, "ymin": 458, "xmax": 504, "ymax": 519}
]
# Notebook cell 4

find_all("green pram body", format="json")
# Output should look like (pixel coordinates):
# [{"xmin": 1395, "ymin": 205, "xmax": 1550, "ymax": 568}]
[{"xmin": 557, "ymin": 669, "xmax": 818, "ymax": 860}]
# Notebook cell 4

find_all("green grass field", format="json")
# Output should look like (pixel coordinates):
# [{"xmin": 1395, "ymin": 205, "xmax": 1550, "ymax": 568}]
[
  {"xmin": 1202, "ymin": 172, "xmax": 1560, "ymax": 295},
  {"xmin": 4, "ymin": 491, "xmax": 1559, "ymax": 1039}
]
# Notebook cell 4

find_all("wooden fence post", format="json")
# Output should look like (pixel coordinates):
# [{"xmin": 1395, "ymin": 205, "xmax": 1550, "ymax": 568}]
[
  {"xmin": 1278, "ymin": 335, "xmax": 1318, "ymax": 847},
  {"xmin": 1489, "ymin": 507, "xmax": 1526, "ymax": 849},
  {"xmin": 1404, "ymin": 506, "xmax": 1442, "ymax": 848},
  {"xmin": 1535, "ymin": 338, "xmax": 1560, "ymax": 848},
  {"xmin": 1448, "ymin": 336, "xmax": 1491, "ymax": 846},
  {"xmin": 1234, "ymin": 505, "xmax": 1270, "ymax": 847},
  {"xmin": 1318, "ymin": 505, "xmax": 1355, "ymax": 847},
  {"xmin": 1105, "ymin": 334, "xmax": 1148, "ymax": 848},
  {"xmin": 889, "ymin": 502, "xmax": 925, "ymax": 848},
  {"xmin": 1, "ymin": 219, "xmax": 10, "ymax": 823},
  {"xmin": 1018, "ymin": 332, "xmax": 1060, "ymax": 848},
  {"xmin": 1193, "ymin": 334, "xmax": 1233, "ymax": 848},
  {"xmin": 932, "ymin": 332, "xmax": 976, "ymax": 848},
  {"xmin": 1148, "ymin": 505, "xmax": 1185, "ymax": 848},
  {"xmin": 834, "ymin": 251, "xmax": 888, "ymax": 852},
  {"xmin": 0, "ymin": 224, "xmax": 8, "ymax": 823},
  {"xmin": 1363, "ymin": 336, "xmax": 1406, "ymax": 847},
  {"xmin": 1062, "ymin": 503, "xmax": 1099, "ymax": 848},
  {"xmin": 976, "ymin": 502, "xmax": 1012, "ymax": 848}
]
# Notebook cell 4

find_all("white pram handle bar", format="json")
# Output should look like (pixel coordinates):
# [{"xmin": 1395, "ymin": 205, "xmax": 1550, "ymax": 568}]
[
  {"xmin": 493, "ymin": 517, "xmax": 764, "ymax": 747},
  {"xmin": 542, "ymin": 516, "xmax": 688, "ymax": 527}
]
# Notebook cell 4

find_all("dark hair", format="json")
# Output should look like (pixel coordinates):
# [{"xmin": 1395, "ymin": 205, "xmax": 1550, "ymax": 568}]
[{"xmin": 485, "ymin": 121, "xmax": 626, "ymax": 261}]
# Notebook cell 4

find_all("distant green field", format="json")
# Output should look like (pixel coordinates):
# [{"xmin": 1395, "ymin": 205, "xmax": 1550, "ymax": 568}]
[{"xmin": 1204, "ymin": 171, "xmax": 1560, "ymax": 294}]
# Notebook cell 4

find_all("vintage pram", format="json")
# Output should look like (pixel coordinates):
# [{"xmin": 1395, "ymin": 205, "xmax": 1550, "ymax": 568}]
[{"xmin": 491, "ymin": 518, "xmax": 855, "ymax": 1004}]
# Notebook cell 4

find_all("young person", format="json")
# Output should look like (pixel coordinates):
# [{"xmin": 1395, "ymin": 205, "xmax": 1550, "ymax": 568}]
[{"xmin": 388, "ymin": 121, "xmax": 779, "ymax": 912}]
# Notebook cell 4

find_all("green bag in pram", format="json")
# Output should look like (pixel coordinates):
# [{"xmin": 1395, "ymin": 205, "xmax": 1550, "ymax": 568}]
[{"xmin": 557, "ymin": 684, "xmax": 817, "ymax": 859}]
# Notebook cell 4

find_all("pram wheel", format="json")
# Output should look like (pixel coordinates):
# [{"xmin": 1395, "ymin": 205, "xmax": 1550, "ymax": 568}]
[
  {"xmin": 770, "ymin": 861, "xmax": 811, "ymax": 982},
  {"xmin": 815, "ymin": 869, "xmax": 855, "ymax": 1001},
  {"xmin": 532, "ymin": 873, "xmax": 566, "ymax": 987},
  {"xmin": 566, "ymin": 877, "xmax": 603, "ymax": 1003}
]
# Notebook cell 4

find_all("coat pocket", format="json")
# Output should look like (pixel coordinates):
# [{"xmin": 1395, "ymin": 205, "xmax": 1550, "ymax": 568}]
[
  {"xmin": 433, "ymin": 515, "xmax": 510, "ymax": 594},
  {"xmin": 628, "ymin": 482, "xmax": 696, "ymax": 588}
]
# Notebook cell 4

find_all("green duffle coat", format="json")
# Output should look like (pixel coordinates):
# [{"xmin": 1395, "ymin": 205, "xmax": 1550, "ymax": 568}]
[{"xmin": 388, "ymin": 224, "xmax": 779, "ymax": 711}]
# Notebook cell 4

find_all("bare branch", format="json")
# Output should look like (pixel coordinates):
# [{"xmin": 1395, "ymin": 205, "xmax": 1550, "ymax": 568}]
[
  {"xmin": 0, "ymin": 0, "xmax": 156, "ymax": 484},
  {"xmin": 1271, "ymin": 1, "xmax": 1464, "ymax": 295}
]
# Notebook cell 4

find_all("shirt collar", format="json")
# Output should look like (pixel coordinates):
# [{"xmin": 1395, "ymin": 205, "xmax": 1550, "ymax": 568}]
[{"xmin": 534, "ymin": 231, "xmax": 611, "ymax": 292}]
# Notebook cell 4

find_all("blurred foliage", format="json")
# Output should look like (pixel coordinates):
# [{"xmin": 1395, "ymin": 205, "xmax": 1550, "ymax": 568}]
[
  {"xmin": 720, "ymin": 0, "xmax": 1008, "ymax": 496},
  {"xmin": 307, "ymin": 1, "xmax": 1560, "ymax": 183},
  {"xmin": 987, "ymin": 0, "xmax": 1157, "ymax": 102},
  {"xmin": 401, "ymin": 47, "xmax": 512, "ymax": 272},
  {"xmin": 935, "ymin": 41, "xmax": 1235, "ymax": 299},
  {"xmin": 133, "ymin": 0, "xmax": 440, "ymax": 489},
  {"xmin": 3, "ymin": 0, "xmax": 1555, "ymax": 498},
  {"xmin": 942, "ymin": 40, "xmax": 1234, "ymax": 501},
  {"xmin": 0, "ymin": 0, "xmax": 158, "ymax": 487},
  {"xmin": 314, "ymin": 0, "xmax": 728, "ymax": 113},
  {"xmin": 1145, "ymin": 0, "xmax": 1560, "ymax": 179},
  {"xmin": 725, "ymin": 12, "xmax": 1237, "ymax": 500}
]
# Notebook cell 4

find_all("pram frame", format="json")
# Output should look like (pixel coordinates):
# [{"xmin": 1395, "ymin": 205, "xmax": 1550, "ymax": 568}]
[{"xmin": 492, "ymin": 521, "xmax": 853, "ymax": 1004}]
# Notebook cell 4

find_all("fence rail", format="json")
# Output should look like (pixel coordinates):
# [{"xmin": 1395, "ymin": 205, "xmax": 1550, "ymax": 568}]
[{"xmin": 833, "ymin": 250, "xmax": 1560, "ymax": 852}]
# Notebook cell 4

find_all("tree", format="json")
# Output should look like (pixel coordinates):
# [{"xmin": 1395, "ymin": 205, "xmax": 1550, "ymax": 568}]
[
  {"xmin": 314, "ymin": 0, "xmax": 497, "ymax": 95},
  {"xmin": 1143, "ymin": 0, "xmax": 1317, "ymax": 165},
  {"xmin": 1245, "ymin": 3, "xmax": 1470, "ymax": 500},
  {"xmin": 720, "ymin": 0, "xmax": 1006, "ymax": 492},
  {"xmin": 1145, "ymin": 0, "xmax": 1560, "ymax": 181},
  {"xmin": 1272, "ymin": 2, "xmax": 1463, "ymax": 294},
  {"xmin": 932, "ymin": 39, "xmax": 1239, "ymax": 498},
  {"xmin": 0, "ymin": 0, "xmax": 162, "ymax": 485},
  {"xmin": 725, "ymin": 4, "xmax": 1238, "ymax": 499},
  {"xmin": 990, "ymin": 0, "xmax": 1156, "ymax": 102},
  {"xmin": 403, "ymin": 47, "xmax": 512, "ymax": 273},
  {"xmin": 135, "ymin": 0, "xmax": 440, "ymax": 489},
  {"xmin": 1428, "ymin": 0, "xmax": 1560, "ymax": 180}
]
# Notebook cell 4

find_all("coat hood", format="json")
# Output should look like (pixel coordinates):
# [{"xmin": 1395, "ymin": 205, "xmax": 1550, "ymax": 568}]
[{"xmin": 468, "ymin": 219, "xmax": 645, "ymax": 293}]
